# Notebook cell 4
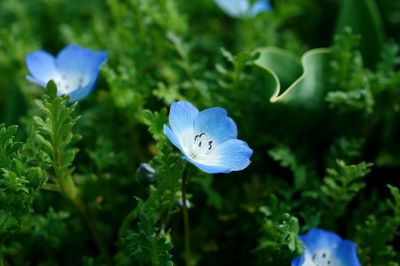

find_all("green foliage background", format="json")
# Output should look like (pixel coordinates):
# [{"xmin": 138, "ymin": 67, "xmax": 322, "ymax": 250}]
[{"xmin": 0, "ymin": 0, "xmax": 400, "ymax": 265}]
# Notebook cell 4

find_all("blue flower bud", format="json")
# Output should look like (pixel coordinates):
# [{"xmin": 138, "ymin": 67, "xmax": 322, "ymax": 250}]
[{"xmin": 137, "ymin": 163, "xmax": 156, "ymax": 185}]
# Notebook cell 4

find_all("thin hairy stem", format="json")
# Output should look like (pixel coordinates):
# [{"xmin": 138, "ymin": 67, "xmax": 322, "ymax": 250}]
[{"xmin": 181, "ymin": 163, "xmax": 191, "ymax": 266}]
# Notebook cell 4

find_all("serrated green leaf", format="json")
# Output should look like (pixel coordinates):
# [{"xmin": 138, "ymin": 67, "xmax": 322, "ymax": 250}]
[
  {"xmin": 35, "ymin": 134, "xmax": 53, "ymax": 154},
  {"xmin": 7, "ymin": 125, "xmax": 18, "ymax": 136}
]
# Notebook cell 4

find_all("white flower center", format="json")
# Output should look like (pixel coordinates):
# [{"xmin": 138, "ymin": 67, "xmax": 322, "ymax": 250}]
[
  {"xmin": 54, "ymin": 73, "xmax": 86, "ymax": 94},
  {"xmin": 303, "ymin": 250, "xmax": 339, "ymax": 266},
  {"xmin": 189, "ymin": 132, "xmax": 214, "ymax": 159}
]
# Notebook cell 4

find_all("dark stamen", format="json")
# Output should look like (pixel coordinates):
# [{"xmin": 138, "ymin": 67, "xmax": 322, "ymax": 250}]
[
  {"xmin": 208, "ymin": 141, "xmax": 213, "ymax": 150},
  {"xmin": 194, "ymin": 132, "xmax": 205, "ymax": 142},
  {"xmin": 198, "ymin": 141, "xmax": 202, "ymax": 147}
]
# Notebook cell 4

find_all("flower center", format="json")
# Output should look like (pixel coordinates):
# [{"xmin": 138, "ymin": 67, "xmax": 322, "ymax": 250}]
[
  {"xmin": 306, "ymin": 250, "xmax": 336, "ymax": 266},
  {"xmin": 55, "ymin": 73, "xmax": 85, "ymax": 94},
  {"xmin": 190, "ymin": 132, "xmax": 214, "ymax": 159}
]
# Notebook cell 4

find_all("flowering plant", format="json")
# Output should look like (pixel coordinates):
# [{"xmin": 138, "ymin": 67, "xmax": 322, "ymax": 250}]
[{"xmin": 0, "ymin": 0, "xmax": 399, "ymax": 265}]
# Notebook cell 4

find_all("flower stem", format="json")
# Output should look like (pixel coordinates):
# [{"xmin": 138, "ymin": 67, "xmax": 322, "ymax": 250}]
[
  {"xmin": 72, "ymin": 196, "xmax": 110, "ymax": 260},
  {"xmin": 56, "ymin": 174, "xmax": 110, "ymax": 262},
  {"xmin": 52, "ymin": 144, "xmax": 110, "ymax": 262},
  {"xmin": 181, "ymin": 163, "xmax": 191, "ymax": 266},
  {"xmin": 118, "ymin": 208, "xmax": 138, "ymax": 237}
]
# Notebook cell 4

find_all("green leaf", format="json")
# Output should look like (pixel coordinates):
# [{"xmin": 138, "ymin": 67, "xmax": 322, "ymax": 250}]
[
  {"xmin": 0, "ymin": 124, "xmax": 21, "ymax": 168},
  {"xmin": 46, "ymin": 80, "xmax": 59, "ymax": 99},
  {"xmin": 124, "ymin": 211, "xmax": 174, "ymax": 266},
  {"xmin": 269, "ymin": 146, "xmax": 308, "ymax": 190},
  {"xmin": 254, "ymin": 47, "xmax": 331, "ymax": 109},
  {"xmin": 276, "ymin": 213, "xmax": 304, "ymax": 254},
  {"xmin": 335, "ymin": 0, "xmax": 384, "ymax": 68},
  {"xmin": 33, "ymin": 84, "xmax": 80, "ymax": 200},
  {"xmin": 0, "ymin": 169, "xmax": 29, "ymax": 194},
  {"xmin": 141, "ymin": 109, "xmax": 168, "ymax": 143},
  {"xmin": 387, "ymin": 185, "xmax": 400, "ymax": 219},
  {"xmin": 320, "ymin": 160, "xmax": 372, "ymax": 217}
]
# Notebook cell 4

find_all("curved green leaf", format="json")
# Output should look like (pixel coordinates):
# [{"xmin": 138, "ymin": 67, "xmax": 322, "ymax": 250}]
[{"xmin": 254, "ymin": 47, "xmax": 331, "ymax": 109}]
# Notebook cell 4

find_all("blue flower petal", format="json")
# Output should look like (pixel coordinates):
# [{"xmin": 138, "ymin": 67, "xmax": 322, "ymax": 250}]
[
  {"xmin": 163, "ymin": 125, "xmax": 187, "ymax": 155},
  {"xmin": 300, "ymin": 228, "xmax": 342, "ymax": 254},
  {"xmin": 215, "ymin": 0, "xmax": 249, "ymax": 18},
  {"xmin": 194, "ymin": 107, "xmax": 237, "ymax": 145},
  {"xmin": 26, "ymin": 50, "xmax": 57, "ymax": 86},
  {"xmin": 334, "ymin": 240, "xmax": 361, "ymax": 266},
  {"xmin": 290, "ymin": 256, "xmax": 304, "ymax": 266},
  {"xmin": 185, "ymin": 155, "xmax": 231, "ymax": 174},
  {"xmin": 168, "ymin": 101, "xmax": 199, "ymax": 147},
  {"xmin": 56, "ymin": 44, "xmax": 107, "ymax": 83},
  {"xmin": 26, "ymin": 76, "xmax": 47, "ymax": 88},
  {"xmin": 215, "ymin": 0, "xmax": 270, "ymax": 18},
  {"xmin": 67, "ymin": 77, "xmax": 99, "ymax": 102},
  {"xmin": 85, "ymin": 50, "xmax": 108, "ymax": 78},
  {"xmin": 191, "ymin": 139, "xmax": 252, "ymax": 173},
  {"xmin": 211, "ymin": 139, "xmax": 253, "ymax": 172},
  {"xmin": 68, "ymin": 83, "xmax": 95, "ymax": 102},
  {"xmin": 249, "ymin": 0, "xmax": 271, "ymax": 16},
  {"xmin": 164, "ymin": 124, "xmax": 231, "ymax": 174},
  {"xmin": 54, "ymin": 44, "xmax": 107, "ymax": 101}
]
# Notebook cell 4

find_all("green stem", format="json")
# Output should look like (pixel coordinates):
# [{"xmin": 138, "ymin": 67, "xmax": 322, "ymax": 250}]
[
  {"xmin": 42, "ymin": 182, "xmax": 60, "ymax": 192},
  {"xmin": 57, "ymin": 175, "xmax": 110, "ymax": 262},
  {"xmin": 51, "ymin": 145, "xmax": 110, "ymax": 262},
  {"xmin": 181, "ymin": 163, "xmax": 191, "ymax": 266},
  {"xmin": 118, "ymin": 208, "xmax": 138, "ymax": 237},
  {"xmin": 72, "ymin": 197, "xmax": 110, "ymax": 260},
  {"xmin": 131, "ymin": 127, "xmax": 146, "ymax": 163}
]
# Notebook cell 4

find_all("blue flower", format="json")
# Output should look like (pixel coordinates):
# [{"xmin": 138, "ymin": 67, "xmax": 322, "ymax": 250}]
[
  {"xmin": 292, "ymin": 228, "xmax": 361, "ymax": 266},
  {"xmin": 163, "ymin": 101, "xmax": 253, "ymax": 174},
  {"xmin": 214, "ymin": 0, "xmax": 271, "ymax": 18},
  {"xmin": 26, "ymin": 44, "xmax": 108, "ymax": 102}
]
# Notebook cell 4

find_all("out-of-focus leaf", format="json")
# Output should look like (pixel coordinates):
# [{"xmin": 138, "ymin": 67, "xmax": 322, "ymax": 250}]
[{"xmin": 335, "ymin": 0, "xmax": 384, "ymax": 68}]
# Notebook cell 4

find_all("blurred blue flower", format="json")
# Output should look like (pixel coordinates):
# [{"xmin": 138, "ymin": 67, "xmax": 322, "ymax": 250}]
[
  {"xmin": 214, "ymin": 0, "xmax": 271, "ymax": 18},
  {"xmin": 26, "ymin": 44, "xmax": 108, "ymax": 102},
  {"xmin": 292, "ymin": 228, "xmax": 361, "ymax": 266},
  {"xmin": 163, "ymin": 101, "xmax": 253, "ymax": 174}
]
